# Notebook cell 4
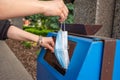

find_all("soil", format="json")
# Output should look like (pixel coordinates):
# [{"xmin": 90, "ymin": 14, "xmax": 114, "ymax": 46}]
[{"xmin": 5, "ymin": 39, "xmax": 40, "ymax": 80}]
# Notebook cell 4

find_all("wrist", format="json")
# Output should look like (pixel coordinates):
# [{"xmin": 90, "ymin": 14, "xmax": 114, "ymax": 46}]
[{"xmin": 37, "ymin": 36, "xmax": 43, "ymax": 46}]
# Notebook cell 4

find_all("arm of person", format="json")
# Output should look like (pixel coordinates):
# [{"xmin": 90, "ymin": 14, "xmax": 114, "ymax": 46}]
[
  {"xmin": 0, "ymin": 0, "xmax": 68, "ymax": 22},
  {"xmin": 0, "ymin": 20, "xmax": 54, "ymax": 52},
  {"xmin": 7, "ymin": 26, "xmax": 54, "ymax": 52}
]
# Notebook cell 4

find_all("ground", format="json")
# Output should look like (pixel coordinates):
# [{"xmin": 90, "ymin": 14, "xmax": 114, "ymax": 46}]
[{"xmin": 5, "ymin": 39, "xmax": 39, "ymax": 80}]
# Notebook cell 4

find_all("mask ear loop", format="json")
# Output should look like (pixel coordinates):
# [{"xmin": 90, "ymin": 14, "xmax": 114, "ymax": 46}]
[
  {"xmin": 60, "ymin": 22, "xmax": 63, "ymax": 30},
  {"xmin": 60, "ymin": 22, "xmax": 65, "ymax": 31},
  {"xmin": 63, "ymin": 22, "xmax": 65, "ymax": 31},
  {"xmin": 63, "ymin": 22, "xmax": 69, "ymax": 50}
]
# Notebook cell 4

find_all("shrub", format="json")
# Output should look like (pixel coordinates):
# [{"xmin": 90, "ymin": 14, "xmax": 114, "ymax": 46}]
[
  {"xmin": 25, "ymin": 3, "xmax": 74, "ymax": 30},
  {"xmin": 24, "ymin": 27, "xmax": 54, "ymax": 36}
]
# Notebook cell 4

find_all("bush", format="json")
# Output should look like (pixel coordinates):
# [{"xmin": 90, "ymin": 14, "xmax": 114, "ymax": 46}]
[
  {"xmin": 25, "ymin": 3, "xmax": 74, "ymax": 30},
  {"xmin": 23, "ymin": 26, "xmax": 54, "ymax": 36}
]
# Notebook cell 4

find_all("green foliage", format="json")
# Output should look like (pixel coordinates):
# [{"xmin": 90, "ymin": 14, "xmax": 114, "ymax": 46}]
[
  {"xmin": 25, "ymin": 3, "xmax": 74, "ymax": 30},
  {"xmin": 23, "ymin": 26, "xmax": 54, "ymax": 36},
  {"xmin": 65, "ymin": 3, "xmax": 74, "ymax": 24},
  {"xmin": 22, "ymin": 41, "xmax": 32, "ymax": 49}
]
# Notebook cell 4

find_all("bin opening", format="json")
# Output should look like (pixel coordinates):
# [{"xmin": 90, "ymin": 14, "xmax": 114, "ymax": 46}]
[{"xmin": 44, "ymin": 40, "xmax": 76, "ymax": 75}]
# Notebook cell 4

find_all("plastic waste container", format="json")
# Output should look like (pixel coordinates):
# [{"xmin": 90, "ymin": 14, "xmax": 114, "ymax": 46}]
[{"xmin": 37, "ymin": 32, "xmax": 120, "ymax": 80}]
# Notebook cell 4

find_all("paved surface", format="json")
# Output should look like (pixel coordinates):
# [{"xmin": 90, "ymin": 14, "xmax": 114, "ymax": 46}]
[{"xmin": 0, "ymin": 41, "xmax": 33, "ymax": 80}]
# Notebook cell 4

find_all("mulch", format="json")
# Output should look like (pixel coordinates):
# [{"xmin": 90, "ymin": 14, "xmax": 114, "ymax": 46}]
[{"xmin": 5, "ymin": 39, "xmax": 40, "ymax": 80}]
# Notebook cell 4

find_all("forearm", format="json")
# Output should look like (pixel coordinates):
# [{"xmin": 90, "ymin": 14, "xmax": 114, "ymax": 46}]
[
  {"xmin": 7, "ymin": 26, "xmax": 54, "ymax": 52},
  {"xmin": 0, "ymin": 20, "xmax": 54, "ymax": 52},
  {"xmin": 7, "ymin": 26, "xmax": 39, "ymax": 43},
  {"xmin": 0, "ymin": 0, "xmax": 45, "ymax": 20},
  {"xmin": 0, "ymin": 0, "xmax": 68, "ymax": 22}
]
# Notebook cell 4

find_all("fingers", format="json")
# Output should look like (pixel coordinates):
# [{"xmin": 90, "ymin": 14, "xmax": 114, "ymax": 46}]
[
  {"xmin": 59, "ymin": 1, "xmax": 69, "ymax": 22},
  {"xmin": 59, "ymin": 7, "xmax": 68, "ymax": 22},
  {"xmin": 59, "ymin": 12, "xmax": 65, "ymax": 22},
  {"xmin": 40, "ymin": 37, "xmax": 54, "ymax": 53},
  {"xmin": 64, "ymin": 4, "xmax": 69, "ymax": 14},
  {"xmin": 42, "ymin": 0, "xmax": 68, "ymax": 22},
  {"xmin": 45, "ymin": 44, "xmax": 54, "ymax": 53},
  {"xmin": 50, "ymin": 37, "xmax": 54, "ymax": 47},
  {"xmin": 47, "ymin": 37, "xmax": 54, "ymax": 52}
]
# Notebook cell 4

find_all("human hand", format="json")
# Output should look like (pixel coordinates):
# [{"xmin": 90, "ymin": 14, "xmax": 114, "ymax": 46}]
[
  {"xmin": 39, "ymin": 37, "xmax": 54, "ymax": 53},
  {"xmin": 41, "ymin": 0, "xmax": 69, "ymax": 22}
]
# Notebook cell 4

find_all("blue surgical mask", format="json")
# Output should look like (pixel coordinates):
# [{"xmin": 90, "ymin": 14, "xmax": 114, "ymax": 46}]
[{"xmin": 54, "ymin": 29, "xmax": 69, "ymax": 69}]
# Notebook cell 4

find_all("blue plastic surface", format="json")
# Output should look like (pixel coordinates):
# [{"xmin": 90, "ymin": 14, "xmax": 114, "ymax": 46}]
[
  {"xmin": 112, "ymin": 40, "xmax": 120, "ymax": 80},
  {"xmin": 37, "ymin": 32, "xmax": 120, "ymax": 80}
]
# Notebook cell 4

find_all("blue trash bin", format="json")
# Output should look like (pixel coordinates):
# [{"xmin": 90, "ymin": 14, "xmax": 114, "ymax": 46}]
[{"xmin": 37, "ymin": 32, "xmax": 120, "ymax": 80}]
